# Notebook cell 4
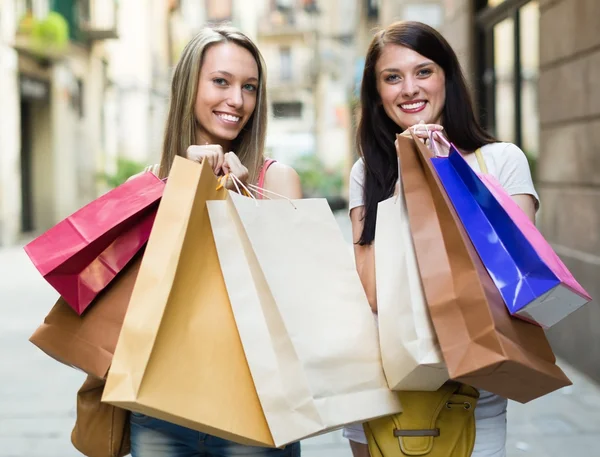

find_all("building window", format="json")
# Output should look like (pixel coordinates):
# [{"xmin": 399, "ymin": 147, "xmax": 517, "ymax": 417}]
[
  {"xmin": 17, "ymin": 0, "xmax": 49, "ymax": 19},
  {"xmin": 476, "ymin": 0, "xmax": 539, "ymax": 159},
  {"xmin": 280, "ymin": 47, "xmax": 292, "ymax": 81},
  {"xmin": 273, "ymin": 102, "xmax": 303, "ymax": 118},
  {"xmin": 367, "ymin": 0, "xmax": 379, "ymax": 18},
  {"xmin": 275, "ymin": 0, "xmax": 294, "ymax": 11}
]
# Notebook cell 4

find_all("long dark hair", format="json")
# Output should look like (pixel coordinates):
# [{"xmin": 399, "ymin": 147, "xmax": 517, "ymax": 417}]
[{"xmin": 357, "ymin": 21, "xmax": 496, "ymax": 245}]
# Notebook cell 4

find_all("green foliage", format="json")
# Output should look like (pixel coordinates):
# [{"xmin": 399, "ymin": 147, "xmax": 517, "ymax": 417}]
[
  {"xmin": 32, "ymin": 12, "xmax": 69, "ymax": 49},
  {"xmin": 98, "ymin": 157, "xmax": 146, "ymax": 189},
  {"xmin": 294, "ymin": 154, "xmax": 344, "ymax": 198}
]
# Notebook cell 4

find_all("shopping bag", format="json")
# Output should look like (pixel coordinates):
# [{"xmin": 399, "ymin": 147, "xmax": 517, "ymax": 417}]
[
  {"xmin": 29, "ymin": 253, "xmax": 142, "ymax": 379},
  {"xmin": 431, "ymin": 143, "xmax": 590, "ymax": 328},
  {"xmin": 396, "ymin": 132, "xmax": 571, "ymax": 403},
  {"xmin": 102, "ymin": 157, "xmax": 274, "ymax": 447},
  {"xmin": 207, "ymin": 191, "xmax": 402, "ymax": 446},
  {"xmin": 24, "ymin": 172, "xmax": 164, "ymax": 314},
  {"xmin": 375, "ymin": 193, "xmax": 448, "ymax": 391}
]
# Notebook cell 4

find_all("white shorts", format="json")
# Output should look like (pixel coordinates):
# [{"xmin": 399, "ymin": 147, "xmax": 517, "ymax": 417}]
[{"xmin": 343, "ymin": 391, "xmax": 507, "ymax": 456}]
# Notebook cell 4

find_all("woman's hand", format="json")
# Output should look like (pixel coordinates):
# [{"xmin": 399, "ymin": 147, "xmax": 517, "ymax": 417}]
[
  {"xmin": 400, "ymin": 121, "xmax": 449, "ymax": 156},
  {"xmin": 222, "ymin": 152, "xmax": 249, "ymax": 188},
  {"xmin": 186, "ymin": 145, "xmax": 249, "ymax": 190},
  {"xmin": 186, "ymin": 144, "xmax": 225, "ymax": 175}
]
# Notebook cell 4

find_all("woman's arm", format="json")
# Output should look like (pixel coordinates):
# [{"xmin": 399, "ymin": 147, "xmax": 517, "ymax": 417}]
[
  {"xmin": 350, "ymin": 206, "xmax": 377, "ymax": 313},
  {"xmin": 510, "ymin": 194, "xmax": 536, "ymax": 224},
  {"xmin": 262, "ymin": 162, "xmax": 303, "ymax": 199}
]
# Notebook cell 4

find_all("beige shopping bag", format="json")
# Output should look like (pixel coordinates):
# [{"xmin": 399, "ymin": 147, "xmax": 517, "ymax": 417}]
[
  {"xmin": 102, "ymin": 157, "xmax": 274, "ymax": 447},
  {"xmin": 375, "ymin": 195, "xmax": 448, "ymax": 391},
  {"xmin": 207, "ymin": 192, "xmax": 402, "ymax": 447}
]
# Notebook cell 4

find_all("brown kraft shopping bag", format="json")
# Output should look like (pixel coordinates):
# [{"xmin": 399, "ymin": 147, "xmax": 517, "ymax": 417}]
[
  {"xmin": 396, "ymin": 132, "xmax": 571, "ymax": 403},
  {"xmin": 29, "ymin": 254, "xmax": 142, "ymax": 379},
  {"xmin": 102, "ymin": 157, "xmax": 274, "ymax": 447}
]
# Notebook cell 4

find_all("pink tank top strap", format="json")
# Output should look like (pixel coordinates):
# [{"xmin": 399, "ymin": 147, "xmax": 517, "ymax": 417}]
[{"xmin": 257, "ymin": 159, "xmax": 277, "ymax": 197}]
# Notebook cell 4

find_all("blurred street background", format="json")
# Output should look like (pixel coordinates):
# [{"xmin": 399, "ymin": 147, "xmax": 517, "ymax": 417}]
[{"xmin": 1, "ymin": 0, "xmax": 599, "ymax": 456}]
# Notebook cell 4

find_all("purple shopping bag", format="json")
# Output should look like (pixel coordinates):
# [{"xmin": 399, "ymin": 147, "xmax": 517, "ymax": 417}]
[
  {"xmin": 429, "ymin": 133, "xmax": 591, "ymax": 328},
  {"xmin": 24, "ymin": 172, "xmax": 164, "ymax": 314}
]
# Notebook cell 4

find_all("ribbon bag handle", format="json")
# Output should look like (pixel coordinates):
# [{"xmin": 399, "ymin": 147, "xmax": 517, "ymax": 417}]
[{"xmin": 427, "ymin": 128, "xmax": 451, "ymax": 157}]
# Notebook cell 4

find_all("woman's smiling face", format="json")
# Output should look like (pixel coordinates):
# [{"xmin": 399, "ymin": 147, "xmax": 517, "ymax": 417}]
[
  {"xmin": 194, "ymin": 42, "xmax": 259, "ymax": 147},
  {"xmin": 375, "ymin": 44, "xmax": 446, "ymax": 131}
]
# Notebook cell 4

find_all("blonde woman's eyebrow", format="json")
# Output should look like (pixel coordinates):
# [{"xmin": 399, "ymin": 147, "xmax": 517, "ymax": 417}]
[{"xmin": 210, "ymin": 70, "xmax": 258, "ymax": 83}]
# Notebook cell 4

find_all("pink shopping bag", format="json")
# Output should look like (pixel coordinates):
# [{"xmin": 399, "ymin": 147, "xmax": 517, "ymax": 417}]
[{"xmin": 24, "ymin": 172, "xmax": 164, "ymax": 314}]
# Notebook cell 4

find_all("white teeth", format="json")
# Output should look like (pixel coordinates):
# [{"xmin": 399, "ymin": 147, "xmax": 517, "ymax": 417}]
[
  {"xmin": 217, "ymin": 113, "xmax": 240, "ymax": 122},
  {"xmin": 401, "ymin": 101, "xmax": 425, "ymax": 110}
]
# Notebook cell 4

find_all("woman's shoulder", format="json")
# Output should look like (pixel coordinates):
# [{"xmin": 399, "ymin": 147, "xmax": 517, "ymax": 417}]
[
  {"xmin": 264, "ymin": 160, "xmax": 299, "ymax": 178},
  {"xmin": 480, "ymin": 142, "xmax": 527, "ymax": 162},
  {"xmin": 479, "ymin": 142, "xmax": 533, "ymax": 173},
  {"xmin": 262, "ymin": 160, "xmax": 302, "ymax": 199}
]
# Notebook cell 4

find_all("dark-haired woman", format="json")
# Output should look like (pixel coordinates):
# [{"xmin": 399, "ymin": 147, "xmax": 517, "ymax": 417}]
[{"xmin": 345, "ymin": 21, "xmax": 538, "ymax": 457}]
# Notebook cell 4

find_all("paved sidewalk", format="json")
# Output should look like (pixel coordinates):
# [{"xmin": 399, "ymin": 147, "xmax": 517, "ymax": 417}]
[{"xmin": 2, "ymin": 216, "xmax": 599, "ymax": 456}]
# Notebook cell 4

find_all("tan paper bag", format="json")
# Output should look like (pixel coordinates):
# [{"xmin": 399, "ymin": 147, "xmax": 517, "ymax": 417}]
[
  {"xmin": 375, "ymin": 195, "xmax": 448, "ymax": 391},
  {"xmin": 29, "ymin": 255, "xmax": 142, "ymax": 379},
  {"xmin": 102, "ymin": 157, "xmax": 274, "ymax": 447},
  {"xmin": 207, "ymin": 191, "xmax": 402, "ymax": 447},
  {"xmin": 397, "ymin": 133, "xmax": 571, "ymax": 403}
]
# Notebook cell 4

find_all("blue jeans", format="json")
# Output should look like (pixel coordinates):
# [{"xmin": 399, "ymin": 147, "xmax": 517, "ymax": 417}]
[{"xmin": 130, "ymin": 413, "xmax": 301, "ymax": 457}]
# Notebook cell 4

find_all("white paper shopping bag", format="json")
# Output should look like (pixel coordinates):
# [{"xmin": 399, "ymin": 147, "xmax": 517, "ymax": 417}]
[
  {"xmin": 208, "ymin": 192, "xmax": 401, "ymax": 447},
  {"xmin": 375, "ymin": 194, "xmax": 448, "ymax": 391}
]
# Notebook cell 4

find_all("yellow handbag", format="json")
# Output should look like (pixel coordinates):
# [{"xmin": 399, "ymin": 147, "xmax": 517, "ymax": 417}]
[{"xmin": 364, "ymin": 382, "xmax": 479, "ymax": 457}]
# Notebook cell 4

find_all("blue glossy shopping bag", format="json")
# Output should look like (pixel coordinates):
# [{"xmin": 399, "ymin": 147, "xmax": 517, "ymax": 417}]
[{"xmin": 431, "ymin": 144, "xmax": 590, "ymax": 328}]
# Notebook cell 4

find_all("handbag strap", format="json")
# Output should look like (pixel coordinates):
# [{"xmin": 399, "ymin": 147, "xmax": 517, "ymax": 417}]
[{"xmin": 474, "ymin": 148, "xmax": 488, "ymax": 174}]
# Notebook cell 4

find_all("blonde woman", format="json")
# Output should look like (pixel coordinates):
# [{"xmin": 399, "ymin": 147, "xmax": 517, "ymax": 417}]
[{"xmin": 130, "ymin": 25, "xmax": 302, "ymax": 457}]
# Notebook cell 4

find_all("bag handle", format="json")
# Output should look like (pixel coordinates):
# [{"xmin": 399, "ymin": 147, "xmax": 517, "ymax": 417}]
[
  {"xmin": 427, "ymin": 129, "xmax": 451, "ymax": 157},
  {"xmin": 144, "ymin": 164, "xmax": 160, "ymax": 175}
]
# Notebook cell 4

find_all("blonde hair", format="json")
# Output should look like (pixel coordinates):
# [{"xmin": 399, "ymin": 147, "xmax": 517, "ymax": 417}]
[{"xmin": 159, "ymin": 25, "xmax": 267, "ymax": 185}]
